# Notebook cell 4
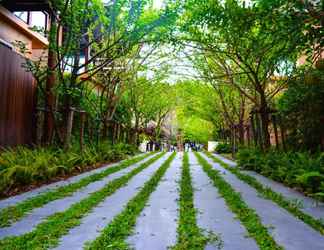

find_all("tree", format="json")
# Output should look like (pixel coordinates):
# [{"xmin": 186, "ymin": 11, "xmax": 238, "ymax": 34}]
[
  {"xmin": 180, "ymin": 0, "xmax": 302, "ymax": 149},
  {"xmin": 191, "ymin": 55, "xmax": 251, "ymax": 145},
  {"xmin": 175, "ymin": 81, "xmax": 219, "ymax": 143},
  {"xmin": 18, "ymin": 0, "xmax": 179, "ymax": 148},
  {"xmin": 122, "ymin": 75, "xmax": 175, "ymax": 145},
  {"xmin": 255, "ymin": 0, "xmax": 323, "ymax": 63},
  {"xmin": 277, "ymin": 67, "xmax": 324, "ymax": 151}
]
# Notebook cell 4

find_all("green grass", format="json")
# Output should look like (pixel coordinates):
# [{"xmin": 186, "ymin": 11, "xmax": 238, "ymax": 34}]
[
  {"xmin": 205, "ymin": 151, "xmax": 324, "ymax": 235},
  {"xmin": 172, "ymin": 152, "xmax": 221, "ymax": 250},
  {"xmin": 0, "ymin": 152, "xmax": 165, "ymax": 250},
  {"xmin": 195, "ymin": 152, "xmax": 282, "ymax": 250},
  {"xmin": 85, "ymin": 152, "xmax": 176, "ymax": 249},
  {"xmin": 0, "ymin": 152, "xmax": 154, "ymax": 228}
]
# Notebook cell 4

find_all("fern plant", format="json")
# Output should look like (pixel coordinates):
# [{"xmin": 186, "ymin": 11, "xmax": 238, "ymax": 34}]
[{"xmin": 0, "ymin": 142, "xmax": 138, "ymax": 197}]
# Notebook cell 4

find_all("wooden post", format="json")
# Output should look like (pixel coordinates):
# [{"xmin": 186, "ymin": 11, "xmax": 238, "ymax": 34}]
[
  {"xmin": 250, "ymin": 114, "xmax": 257, "ymax": 147},
  {"xmin": 230, "ymin": 125, "xmax": 234, "ymax": 157},
  {"xmin": 247, "ymin": 125, "xmax": 251, "ymax": 146},
  {"xmin": 116, "ymin": 123, "xmax": 121, "ymax": 143},
  {"xmin": 79, "ymin": 111, "xmax": 86, "ymax": 152},
  {"xmin": 272, "ymin": 114, "xmax": 279, "ymax": 150},
  {"xmin": 95, "ymin": 117, "xmax": 101, "ymax": 146},
  {"xmin": 88, "ymin": 118, "xmax": 93, "ymax": 142},
  {"xmin": 278, "ymin": 116, "xmax": 287, "ymax": 152},
  {"xmin": 64, "ymin": 107, "xmax": 75, "ymax": 150},
  {"xmin": 120, "ymin": 127, "xmax": 124, "ymax": 143},
  {"xmin": 111, "ymin": 122, "xmax": 116, "ymax": 145}
]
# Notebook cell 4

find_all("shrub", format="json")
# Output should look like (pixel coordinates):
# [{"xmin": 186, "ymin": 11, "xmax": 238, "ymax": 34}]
[
  {"xmin": 0, "ymin": 142, "xmax": 137, "ymax": 196},
  {"xmin": 237, "ymin": 148, "xmax": 324, "ymax": 199},
  {"xmin": 215, "ymin": 142, "xmax": 232, "ymax": 154}
]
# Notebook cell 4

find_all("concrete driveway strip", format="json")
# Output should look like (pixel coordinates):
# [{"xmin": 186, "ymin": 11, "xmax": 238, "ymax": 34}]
[
  {"xmin": 0, "ymin": 153, "xmax": 148, "ymax": 210},
  {"xmin": 126, "ymin": 153, "xmax": 181, "ymax": 250},
  {"xmin": 201, "ymin": 153, "xmax": 324, "ymax": 250},
  {"xmin": 213, "ymin": 153, "xmax": 324, "ymax": 222},
  {"xmin": 190, "ymin": 153, "xmax": 259, "ymax": 250},
  {"xmin": 0, "ymin": 153, "xmax": 155, "ymax": 238},
  {"xmin": 212, "ymin": 153, "xmax": 237, "ymax": 167},
  {"xmin": 242, "ymin": 170, "xmax": 324, "ymax": 221},
  {"xmin": 53, "ymin": 153, "xmax": 171, "ymax": 250}
]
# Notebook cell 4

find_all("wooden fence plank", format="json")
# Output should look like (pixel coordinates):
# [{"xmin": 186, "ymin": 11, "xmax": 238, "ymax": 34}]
[{"xmin": 0, "ymin": 44, "xmax": 36, "ymax": 147}]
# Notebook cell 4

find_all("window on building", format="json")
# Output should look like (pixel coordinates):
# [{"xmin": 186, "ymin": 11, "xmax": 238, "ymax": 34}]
[
  {"xmin": 14, "ymin": 12, "xmax": 28, "ymax": 23},
  {"xmin": 30, "ymin": 11, "xmax": 47, "ymax": 36}
]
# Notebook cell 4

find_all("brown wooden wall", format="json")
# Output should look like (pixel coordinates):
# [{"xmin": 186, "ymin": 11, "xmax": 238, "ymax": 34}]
[{"xmin": 0, "ymin": 44, "xmax": 37, "ymax": 147}]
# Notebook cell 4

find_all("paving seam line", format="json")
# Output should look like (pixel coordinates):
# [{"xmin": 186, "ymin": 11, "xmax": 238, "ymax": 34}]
[
  {"xmin": 0, "ymin": 153, "xmax": 155, "ymax": 228},
  {"xmin": 0, "ymin": 152, "xmax": 166, "ymax": 250}
]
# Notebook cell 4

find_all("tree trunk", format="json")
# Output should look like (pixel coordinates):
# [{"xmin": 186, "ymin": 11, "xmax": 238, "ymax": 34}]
[
  {"xmin": 259, "ymin": 92, "xmax": 271, "ymax": 150},
  {"xmin": 238, "ymin": 122, "xmax": 244, "ymax": 145},
  {"xmin": 259, "ymin": 109, "xmax": 271, "ymax": 150},
  {"xmin": 250, "ymin": 114, "xmax": 257, "ymax": 147},
  {"xmin": 43, "ymin": 12, "xmax": 57, "ymax": 145},
  {"xmin": 255, "ymin": 113, "xmax": 262, "ymax": 149},
  {"xmin": 134, "ymin": 118, "xmax": 139, "ymax": 145}
]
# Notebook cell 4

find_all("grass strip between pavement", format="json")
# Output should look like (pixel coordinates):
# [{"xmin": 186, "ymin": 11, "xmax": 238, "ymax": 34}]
[
  {"xmin": 205, "ymin": 151, "xmax": 324, "ymax": 235},
  {"xmin": 85, "ymin": 152, "xmax": 176, "ymax": 249},
  {"xmin": 0, "ymin": 152, "xmax": 154, "ymax": 228},
  {"xmin": 0, "ymin": 152, "xmax": 165, "ymax": 250},
  {"xmin": 195, "ymin": 152, "xmax": 282, "ymax": 250},
  {"xmin": 172, "ymin": 152, "xmax": 222, "ymax": 250}
]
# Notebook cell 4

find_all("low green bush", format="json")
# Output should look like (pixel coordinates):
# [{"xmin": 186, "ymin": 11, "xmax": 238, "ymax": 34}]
[
  {"xmin": 237, "ymin": 148, "xmax": 324, "ymax": 199},
  {"xmin": 0, "ymin": 142, "xmax": 138, "ymax": 196},
  {"xmin": 215, "ymin": 142, "xmax": 232, "ymax": 154}
]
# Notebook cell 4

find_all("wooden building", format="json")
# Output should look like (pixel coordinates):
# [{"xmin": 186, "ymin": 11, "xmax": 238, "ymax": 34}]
[{"xmin": 0, "ymin": 1, "xmax": 49, "ymax": 147}]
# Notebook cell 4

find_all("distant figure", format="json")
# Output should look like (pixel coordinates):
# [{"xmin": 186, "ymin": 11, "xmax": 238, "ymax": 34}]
[{"xmin": 148, "ymin": 140, "xmax": 154, "ymax": 151}]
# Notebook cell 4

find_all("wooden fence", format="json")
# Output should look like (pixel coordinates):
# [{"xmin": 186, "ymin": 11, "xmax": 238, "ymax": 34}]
[{"xmin": 0, "ymin": 44, "xmax": 37, "ymax": 147}]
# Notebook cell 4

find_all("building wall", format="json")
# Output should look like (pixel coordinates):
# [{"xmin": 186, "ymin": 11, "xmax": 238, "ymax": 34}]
[
  {"xmin": 0, "ymin": 6, "xmax": 48, "ymax": 147},
  {"xmin": 0, "ymin": 44, "xmax": 37, "ymax": 147},
  {"xmin": 0, "ymin": 18, "xmax": 33, "ymax": 54},
  {"xmin": 0, "ymin": 6, "xmax": 48, "ymax": 58}
]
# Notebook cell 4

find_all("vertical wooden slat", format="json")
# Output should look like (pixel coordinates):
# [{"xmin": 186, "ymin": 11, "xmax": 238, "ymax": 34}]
[{"xmin": 0, "ymin": 44, "xmax": 36, "ymax": 147}]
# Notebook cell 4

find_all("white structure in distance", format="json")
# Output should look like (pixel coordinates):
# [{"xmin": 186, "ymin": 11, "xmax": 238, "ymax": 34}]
[{"xmin": 207, "ymin": 141, "xmax": 219, "ymax": 152}]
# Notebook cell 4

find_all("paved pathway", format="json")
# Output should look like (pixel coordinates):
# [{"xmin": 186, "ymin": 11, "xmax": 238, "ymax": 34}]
[
  {"xmin": 0, "ymin": 154, "xmax": 156, "ymax": 238},
  {"xmin": 213, "ymin": 153, "xmax": 324, "ymax": 221},
  {"xmin": 242, "ymin": 171, "xmax": 324, "ymax": 220},
  {"xmin": 0, "ymin": 153, "xmax": 147, "ymax": 210},
  {"xmin": 189, "ymin": 153, "xmax": 258, "ymax": 250},
  {"xmin": 54, "ymin": 153, "xmax": 171, "ymax": 250},
  {"xmin": 0, "ymin": 152, "xmax": 323, "ymax": 249},
  {"xmin": 127, "ymin": 153, "xmax": 181, "ymax": 250},
  {"xmin": 201, "ymin": 153, "xmax": 324, "ymax": 250},
  {"xmin": 212, "ymin": 153, "xmax": 237, "ymax": 167}
]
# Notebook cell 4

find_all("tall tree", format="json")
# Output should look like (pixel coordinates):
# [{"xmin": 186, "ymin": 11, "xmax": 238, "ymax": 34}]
[
  {"xmin": 180, "ymin": 0, "xmax": 303, "ymax": 149},
  {"xmin": 18, "ymin": 0, "xmax": 179, "ymax": 147}
]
